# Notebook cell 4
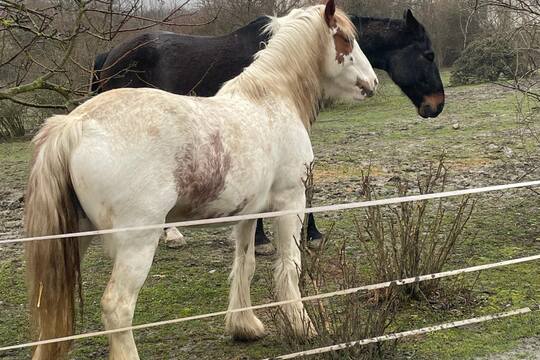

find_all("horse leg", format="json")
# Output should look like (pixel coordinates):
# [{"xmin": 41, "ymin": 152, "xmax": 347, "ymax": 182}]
[
  {"xmin": 273, "ymin": 197, "xmax": 315, "ymax": 338},
  {"xmin": 254, "ymin": 219, "xmax": 275, "ymax": 256},
  {"xmin": 225, "ymin": 219, "xmax": 265, "ymax": 340},
  {"xmin": 307, "ymin": 213, "xmax": 324, "ymax": 247},
  {"xmin": 101, "ymin": 228, "xmax": 161, "ymax": 360},
  {"xmin": 164, "ymin": 227, "xmax": 187, "ymax": 248},
  {"xmin": 78, "ymin": 217, "xmax": 95, "ymax": 259}
]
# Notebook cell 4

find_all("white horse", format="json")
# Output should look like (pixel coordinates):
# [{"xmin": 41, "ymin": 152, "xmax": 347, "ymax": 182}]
[{"xmin": 24, "ymin": 1, "xmax": 378, "ymax": 359}]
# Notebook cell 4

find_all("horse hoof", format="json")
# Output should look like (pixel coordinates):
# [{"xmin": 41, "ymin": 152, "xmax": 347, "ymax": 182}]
[
  {"xmin": 292, "ymin": 324, "xmax": 318, "ymax": 342},
  {"xmin": 309, "ymin": 232, "xmax": 324, "ymax": 242},
  {"xmin": 164, "ymin": 228, "xmax": 187, "ymax": 248},
  {"xmin": 308, "ymin": 236, "xmax": 323, "ymax": 249},
  {"xmin": 226, "ymin": 312, "xmax": 265, "ymax": 341},
  {"xmin": 281, "ymin": 311, "xmax": 317, "ymax": 340},
  {"xmin": 255, "ymin": 242, "xmax": 276, "ymax": 256}
]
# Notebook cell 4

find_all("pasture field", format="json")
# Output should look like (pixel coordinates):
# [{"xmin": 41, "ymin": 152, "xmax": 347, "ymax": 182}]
[{"xmin": 1, "ymin": 71, "xmax": 540, "ymax": 359}]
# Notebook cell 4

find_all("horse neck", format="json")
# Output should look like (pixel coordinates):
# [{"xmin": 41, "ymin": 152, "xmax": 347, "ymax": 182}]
[
  {"xmin": 357, "ymin": 17, "xmax": 410, "ymax": 71},
  {"xmin": 218, "ymin": 18, "xmax": 327, "ymax": 130},
  {"xmin": 230, "ymin": 16, "xmax": 272, "ymax": 44}
]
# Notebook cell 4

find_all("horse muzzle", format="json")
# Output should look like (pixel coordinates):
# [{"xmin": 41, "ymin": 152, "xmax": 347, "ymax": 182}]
[
  {"xmin": 356, "ymin": 77, "xmax": 378, "ymax": 98},
  {"xmin": 418, "ymin": 92, "xmax": 445, "ymax": 118}
]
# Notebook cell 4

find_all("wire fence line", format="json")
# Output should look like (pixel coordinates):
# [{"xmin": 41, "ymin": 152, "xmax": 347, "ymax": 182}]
[
  {"xmin": 2, "ymin": 180, "xmax": 540, "ymax": 245},
  {"xmin": 1, "ymin": 180, "xmax": 540, "ymax": 355},
  {"xmin": 264, "ymin": 307, "xmax": 537, "ymax": 360},
  {"xmin": 1, "ymin": 252, "xmax": 540, "ymax": 353}
]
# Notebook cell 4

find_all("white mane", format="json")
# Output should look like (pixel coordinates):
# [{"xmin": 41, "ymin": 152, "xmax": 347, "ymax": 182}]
[{"xmin": 218, "ymin": 5, "xmax": 356, "ymax": 129}]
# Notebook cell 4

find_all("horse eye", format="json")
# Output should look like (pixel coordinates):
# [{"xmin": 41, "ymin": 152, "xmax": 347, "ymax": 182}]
[{"xmin": 424, "ymin": 51, "xmax": 435, "ymax": 62}]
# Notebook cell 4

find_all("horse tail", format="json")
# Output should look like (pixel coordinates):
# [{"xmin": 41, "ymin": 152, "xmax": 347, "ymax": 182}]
[
  {"xmin": 90, "ymin": 51, "xmax": 109, "ymax": 93},
  {"xmin": 24, "ymin": 114, "xmax": 83, "ymax": 359}
]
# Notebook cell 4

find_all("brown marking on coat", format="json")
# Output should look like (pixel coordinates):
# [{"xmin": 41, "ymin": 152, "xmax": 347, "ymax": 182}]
[
  {"xmin": 166, "ymin": 203, "xmax": 197, "ymax": 221},
  {"xmin": 174, "ymin": 131, "xmax": 232, "ymax": 215},
  {"xmin": 333, "ymin": 30, "xmax": 353, "ymax": 64},
  {"xmin": 147, "ymin": 126, "xmax": 159, "ymax": 138},
  {"xmin": 422, "ymin": 92, "xmax": 445, "ymax": 111},
  {"xmin": 324, "ymin": 1, "xmax": 355, "ymax": 64},
  {"xmin": 228, "ymin": 198, "xmax": 250, "ymax": 217}
]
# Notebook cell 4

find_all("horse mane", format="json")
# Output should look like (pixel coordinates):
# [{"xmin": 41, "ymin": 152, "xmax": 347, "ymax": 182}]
[
  {"xmin": 357, "ymin": 15, "xmax": 427, "ymax": 41},
  {"xmin": 352, "ymin": 14, "xmax": 429, "ymax": 56},
  {"xmin": 218, "ymin": 6, "xmax": 355, "ymax": 130},
  {"xmin": 261, "ymin": 8, "xmax": 307, "ymax": 36},
  {"xmin": 359, "ymin": 16, "xmax": 404, "ymax": 28}
]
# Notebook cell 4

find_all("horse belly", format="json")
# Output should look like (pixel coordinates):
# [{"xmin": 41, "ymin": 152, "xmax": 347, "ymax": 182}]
[{"xmin": 168, "ymin": 148, "xmax": 271, "ymax": 222}]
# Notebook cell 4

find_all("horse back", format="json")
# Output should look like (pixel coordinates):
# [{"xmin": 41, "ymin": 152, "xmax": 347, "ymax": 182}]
[
  {"xmin": 71, "ymin": 88, "xmax": 308, "ymax": 220},
  {"xmin": 98, "ymin": 19, "xmax": 270, "ymax": 97}
]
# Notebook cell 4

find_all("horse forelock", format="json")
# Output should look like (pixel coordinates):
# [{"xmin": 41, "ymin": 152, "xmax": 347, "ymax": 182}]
[
  {"xmin": 219, "ymin": 6, "xmax": 353, "ymax": 130},
  {"xmin": 332, "ymin": 10, "xmax": 357, "ymax": 40}
]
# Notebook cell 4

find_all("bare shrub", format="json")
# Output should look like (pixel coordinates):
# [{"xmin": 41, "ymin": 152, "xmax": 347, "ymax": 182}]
[
  {"xmin": 265, "ymin": 158, "xmax": 476, "ymax": 358},
  {"xmin": 358, "ymin": 159, "xmax": 476, "ymax": 302},
  {"xmin": 267, "ymin": 164, "xmax": 400, "ymax": 360}
]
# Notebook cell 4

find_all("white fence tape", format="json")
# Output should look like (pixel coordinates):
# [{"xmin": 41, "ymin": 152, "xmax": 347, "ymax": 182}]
[
  {"xmin": 264, "ymin": 307, "xmax": 536, "ymax": 359},
  {"xmin": 1, "ymin": 252, "xmax": 539, "ymax": 352},
  {"xmin": 2, "ymin": 180, "xmax": 540, "ymax": 245}
]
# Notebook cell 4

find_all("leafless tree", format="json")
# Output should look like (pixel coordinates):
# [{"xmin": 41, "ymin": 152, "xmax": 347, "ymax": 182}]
[
  {"xmin": 488, "ymin": 1, "xmax": 539, "ymax": 155},
  {"xmin": 487, "ymin": 0, "xmax": 539, "ymax": 99},
  {"xmin": 196, "ymin": 0, "xmax": 307, "ymax": 34},
  {"xmin": 0, "ymin": 0, "xmax": 220, "ymax": 110}
]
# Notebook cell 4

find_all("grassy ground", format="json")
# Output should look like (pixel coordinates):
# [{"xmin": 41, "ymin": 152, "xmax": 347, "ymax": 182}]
[{"xmin": 1, "ymin": 71, "xmax": 540, "ymax": 359}]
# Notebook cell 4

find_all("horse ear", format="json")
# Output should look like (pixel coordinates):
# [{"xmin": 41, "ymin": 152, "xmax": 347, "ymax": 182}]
[
  {"xmin": 325, "ymin": 0, "xmax": 336, "ymax": 28},
  {"xmin": 404, "ymin": 9, "xmax": 421, "ymax": 32}
]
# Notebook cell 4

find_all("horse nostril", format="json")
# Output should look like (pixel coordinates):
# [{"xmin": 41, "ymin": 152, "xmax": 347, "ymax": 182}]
[
  {"xmin": 356, "ymin": 78, "xmax": 376, "ymax": 98},
  {"xmin": 437, "ymin": 102, "xmax": 444, "ymax": 113}
]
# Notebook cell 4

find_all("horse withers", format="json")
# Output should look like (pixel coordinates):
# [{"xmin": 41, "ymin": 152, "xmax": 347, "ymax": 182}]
[
  {"xmin": 25, "ymin": 2, "xmax": 378, "ymax": 359},
  {"xmin": 91, "ymin": 9, "xmax": 445, "ymax": 254}
]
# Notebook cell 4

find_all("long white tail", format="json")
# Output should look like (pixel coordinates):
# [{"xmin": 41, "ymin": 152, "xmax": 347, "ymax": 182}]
[{"xmin": 24, "ymin": 115, "xmax": 83, "ymax": 359}]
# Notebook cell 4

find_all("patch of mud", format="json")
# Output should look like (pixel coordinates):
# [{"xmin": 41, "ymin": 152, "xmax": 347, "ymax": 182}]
[
  {"xmin": 478, "ymin": 338, "xmax": 540, "ymax": 359},
  {"xmin": 450, "ymin": 82, "xmax": 516, "ymax": 103},
  {"xmin": 0, "ymin": 187, "xmax": 24, "ymax": 260}
]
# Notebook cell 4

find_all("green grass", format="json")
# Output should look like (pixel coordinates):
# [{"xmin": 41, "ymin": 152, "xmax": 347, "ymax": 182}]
[
  {"xmin": 1, "ymin": 71, "xmax": 540, "ymax": 359},
  {"xmin": 391, "ymin": 192, "xmax": 540, "ymax": 359},
  {"xmin": 0, "ymin": 138, "xmax": 32, "ymax": 188}
]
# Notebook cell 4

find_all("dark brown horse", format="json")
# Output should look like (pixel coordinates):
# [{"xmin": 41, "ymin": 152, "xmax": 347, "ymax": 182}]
[{"xmin": 92, "ymin": 10, "xmax": 445, "ymax": 253}]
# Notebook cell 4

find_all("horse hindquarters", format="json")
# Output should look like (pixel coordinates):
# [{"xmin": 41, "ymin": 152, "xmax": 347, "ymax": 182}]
[
  {"xmin": 72, "ymin": 191, "xmax": 173, "ymax": 359},
  {"xmin": 70, "ymin": 120, "xmax": 188, "ymax": 359}
]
